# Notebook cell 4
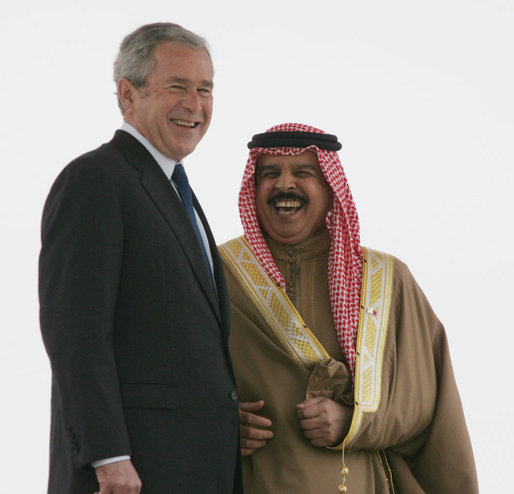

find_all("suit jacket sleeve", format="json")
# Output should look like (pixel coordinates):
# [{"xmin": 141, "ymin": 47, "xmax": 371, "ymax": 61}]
[{"xmin": 39, "ymin": 157, "xmax": 131, "ymax": 468}]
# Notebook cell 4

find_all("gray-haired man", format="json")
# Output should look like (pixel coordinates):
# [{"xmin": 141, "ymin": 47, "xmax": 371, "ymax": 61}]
[{"xmin": 40, "ymin": 23, "xmax": 242, "ymax": 494}]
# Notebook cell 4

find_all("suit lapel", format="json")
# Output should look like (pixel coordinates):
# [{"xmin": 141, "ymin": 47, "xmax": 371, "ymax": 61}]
[
  {"xmin": 194, "ymin": 194, "xmax": 232, "ymax": 340},
  {"xmin": 112, "ymin": 131, "xmax": 221, "ymax": 324}
]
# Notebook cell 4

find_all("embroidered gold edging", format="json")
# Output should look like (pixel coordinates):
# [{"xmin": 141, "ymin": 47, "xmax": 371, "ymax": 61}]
[
  {"xmin": 219, "ymin": 236, "xmax": 330, "ymax": 369},
  {"xmin": 344, "ymin": 247, "xmax": 394, "ymax": 446},
  {"xmin": 377, "ymin": 450, "xmax": 396, "ymax": 494},
  {"xmin": 332, "ymin": 248, "xmax": 394, "ymax": 493}
]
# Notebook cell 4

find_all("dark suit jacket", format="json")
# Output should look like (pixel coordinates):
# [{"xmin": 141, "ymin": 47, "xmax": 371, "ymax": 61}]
[{"xmin": 39, "ymin": 130, "xmax": 243, "ymax": 493}]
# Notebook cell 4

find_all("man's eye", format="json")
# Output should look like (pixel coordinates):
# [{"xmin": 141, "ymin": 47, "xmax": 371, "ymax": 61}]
[
  {"xmin": 168, "ymin": 85, "xmax": 185, "ymax": 91},
  {"xmin": 198, "ymin": 88, "xmax": 211, "ymax": 95}
]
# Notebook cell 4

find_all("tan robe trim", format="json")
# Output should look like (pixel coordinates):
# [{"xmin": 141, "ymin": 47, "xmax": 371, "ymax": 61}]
[
  {"xmin": 344, "ymin": 247, "xmax": 394, "ymax": 447},
  {"xmin": 316, "ymin": 248, "xmax": 394, "ymax": 493},
  {"xmin": 219, "ymin": 236, "xmax": 330, "ymax": 369}
]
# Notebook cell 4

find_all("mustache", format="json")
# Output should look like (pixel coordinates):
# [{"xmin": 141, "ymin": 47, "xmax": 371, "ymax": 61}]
[{"xmin": 267, "ymin": 191, "xmax": 308, "ymax": 206}]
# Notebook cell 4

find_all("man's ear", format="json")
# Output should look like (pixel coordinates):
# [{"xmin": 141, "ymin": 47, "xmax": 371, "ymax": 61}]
[{"xmin": 117, "ymin": 78, "xmax": 138, "ymax": 113}]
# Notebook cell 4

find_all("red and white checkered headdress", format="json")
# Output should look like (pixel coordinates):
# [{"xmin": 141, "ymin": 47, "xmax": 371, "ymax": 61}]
[{"xmin": 239, "ymin": 123, "xmax": 363, "ymax": 376}]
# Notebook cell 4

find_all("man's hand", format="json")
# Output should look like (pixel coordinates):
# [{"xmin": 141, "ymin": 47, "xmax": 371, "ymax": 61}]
[
  {"xmin": 239, "ymin": 400, "xmax": 273, "ymax": 456},
  {"xmin": 94, "ymin": 459, "xmax": 142, "ymax": 494},
  {"xmin": 296, "ymin": 397, "xmax": 352, "ymax": 447}
]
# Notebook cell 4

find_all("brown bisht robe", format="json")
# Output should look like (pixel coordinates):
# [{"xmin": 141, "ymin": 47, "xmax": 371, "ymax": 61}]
[{"xmin": 223, "ymin": 231, "xmax": 478, "ymax": 493}]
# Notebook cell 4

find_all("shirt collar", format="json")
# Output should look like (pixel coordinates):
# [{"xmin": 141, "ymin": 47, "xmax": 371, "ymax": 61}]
[{"xmin": 121, "ymin": 122, "xmax": 178, "ymax": 179}]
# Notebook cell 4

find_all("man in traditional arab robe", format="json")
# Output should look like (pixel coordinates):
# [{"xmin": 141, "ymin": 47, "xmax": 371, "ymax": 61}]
[{"xmin": 219, "ymin": 123, "xmax": 478, "ymax": 493}]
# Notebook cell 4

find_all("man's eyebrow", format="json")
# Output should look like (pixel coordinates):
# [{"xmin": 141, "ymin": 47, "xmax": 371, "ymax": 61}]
[
  {"xmin": 164, "ymin": 77, "xmax": 213, "ymax": 88},
  {"xmin": 257, "ymin": 163, "xmax": 317, "ymax": 173},
  {"xmin": 257, "ymin": 164, "xmax": 280, "ymax": 174},
  {"xmin": 293, "ymin": 164, "xmax": 317, "ymax": 170},
  {"xmin": 289, "ymin": 163, "xmax": 318, "ymax": 172},
  {"xmin": 163, "ymin": 77, "xmax": 188, "ymax": 85}
]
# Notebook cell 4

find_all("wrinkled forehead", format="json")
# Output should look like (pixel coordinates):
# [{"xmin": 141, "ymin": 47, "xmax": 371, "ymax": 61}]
[{"xmin": 252, "ymin": 146, "xmax": 322, "ymax": 169}]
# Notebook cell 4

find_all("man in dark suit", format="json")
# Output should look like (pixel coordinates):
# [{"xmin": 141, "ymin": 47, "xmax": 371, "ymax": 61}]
[{"xmin": 39, "ymin": 23, "xmax": 242, "ymax": 494}]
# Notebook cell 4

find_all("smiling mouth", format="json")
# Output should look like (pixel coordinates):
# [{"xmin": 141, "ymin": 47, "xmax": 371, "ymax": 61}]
[
  {"xmin": 274, "ymin": 200, "xmax": 303, "ymax": 216},
  {"xmin": 171, "ymin": 119, "xmax": 199, "ymax": 128}
]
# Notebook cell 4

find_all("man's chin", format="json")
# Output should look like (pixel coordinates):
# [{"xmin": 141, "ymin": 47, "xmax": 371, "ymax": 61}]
[{"xmin": 163, "ymin": 141, "xmax": 199, "ymax": 162}]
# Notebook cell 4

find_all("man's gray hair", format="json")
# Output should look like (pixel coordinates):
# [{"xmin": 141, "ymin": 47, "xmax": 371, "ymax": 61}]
[{"xmin": 113, "ymin": 22, "xmax": 211, "ymax": 110}]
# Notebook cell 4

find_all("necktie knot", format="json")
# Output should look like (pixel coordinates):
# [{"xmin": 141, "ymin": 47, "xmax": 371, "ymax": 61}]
[{"xmin": 172, "ymin": 163, "xmax": 189, "ymax": 187}]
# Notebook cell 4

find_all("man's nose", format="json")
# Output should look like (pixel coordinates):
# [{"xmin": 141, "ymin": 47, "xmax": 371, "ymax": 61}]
[
  {"xmin": 181, "ymin": 90, "xmax": 202, "ymax": 113},
  {"xmin": 275, "ymin": 172, "xmax": 295, "ymax": 191}
]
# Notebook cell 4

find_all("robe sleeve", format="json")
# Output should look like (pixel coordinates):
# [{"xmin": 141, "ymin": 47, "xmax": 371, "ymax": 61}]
[
  {"xmin": 391, "ymin": 320, "xmax": 479, "ymax": 493},
  {"xmin": 347, "ymin": 258, "xmax": 478, "ymax": 493}
]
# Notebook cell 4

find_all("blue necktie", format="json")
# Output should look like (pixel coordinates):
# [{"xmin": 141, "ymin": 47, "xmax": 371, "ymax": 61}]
[{"xmin": 172, "ymin": 163, "xmax": 214, "ymax": 282}]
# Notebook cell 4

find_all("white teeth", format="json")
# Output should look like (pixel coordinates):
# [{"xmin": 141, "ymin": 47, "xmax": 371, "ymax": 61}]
[
  {"xmin": 274, "ymin": 199, "xmax": 302, "ymax": 216},
  {"xmin": 275, "ymin": 200, "xmax": 301, "ymax": 208},
  {"xmin": 172, "ymin": 119, "xmax": 196, "ymax": 127}
]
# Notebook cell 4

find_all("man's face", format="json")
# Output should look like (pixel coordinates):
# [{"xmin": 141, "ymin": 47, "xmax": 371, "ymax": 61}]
[
  {"xmin": 255, "ymin": 151, "xmax": 333, "ymax": 245},
  {"xmin": 120, "ymin": 42, "xmax": 213, "ymax": 161}
]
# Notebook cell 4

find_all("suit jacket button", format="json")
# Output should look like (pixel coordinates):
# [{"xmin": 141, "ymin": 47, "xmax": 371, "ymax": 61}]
[{"xmin": 230, "ymin": 391, "xmax": 238, "ymax": 401}]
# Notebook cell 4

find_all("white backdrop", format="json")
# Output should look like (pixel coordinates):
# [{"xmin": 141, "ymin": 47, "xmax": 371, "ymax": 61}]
[{"xmin": 1, "ymin": 0, "xmax": 512, "ymax": 491}]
